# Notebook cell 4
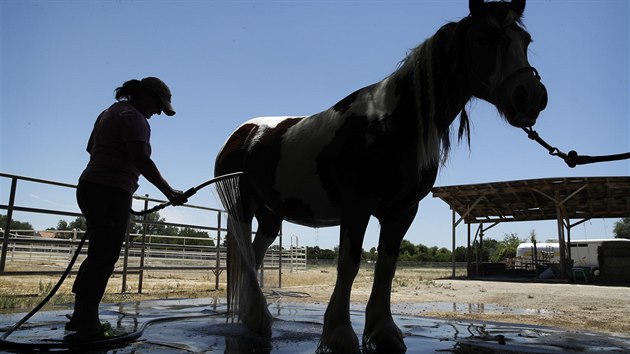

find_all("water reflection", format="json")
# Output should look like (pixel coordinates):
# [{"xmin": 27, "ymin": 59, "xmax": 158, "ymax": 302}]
[
  {"xmin": 2, "ymin": 299, "xmax": 626, "ymax": 353},
  {"xmin": 395, "ymin": 301, "xmax": 555, "ymax": 316}
]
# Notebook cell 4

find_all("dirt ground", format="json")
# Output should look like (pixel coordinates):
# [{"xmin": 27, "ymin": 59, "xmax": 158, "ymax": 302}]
[
  {"xmin": 275, "ymin": 267, "xmax": 630, "ymax": 337},
  {"xmin": 1, "ymin": 265, "xmax": 629, "ymax": 337}
]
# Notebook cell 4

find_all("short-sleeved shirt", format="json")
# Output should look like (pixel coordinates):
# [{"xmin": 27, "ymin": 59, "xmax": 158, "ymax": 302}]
[{"xmin": 79, "ymin": 101, "xmax": 151, "ymax": 194}]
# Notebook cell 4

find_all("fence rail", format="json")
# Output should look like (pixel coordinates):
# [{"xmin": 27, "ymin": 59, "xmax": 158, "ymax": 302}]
[{"xmin": 0, "ymin": 172, "xmax": 307, "ymax": 293}]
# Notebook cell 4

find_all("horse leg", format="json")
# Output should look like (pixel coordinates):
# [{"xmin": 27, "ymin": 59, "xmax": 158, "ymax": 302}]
[
  {"xmin": 252, "ymin": 209, "xmax": 283, "ymax": 270},
  {"xmin": 363, "ymin": 204, "xmax": 418, "ymax": 353},
  {"xmin": 318, "ymin": 210, "xmax": 370, "ymax": 354}
]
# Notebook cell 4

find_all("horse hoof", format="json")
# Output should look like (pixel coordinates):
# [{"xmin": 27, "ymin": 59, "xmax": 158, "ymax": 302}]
[
  {"xmin": 242, "ymin": 313, "xmax": 272, "ymax": 338},
  {"xmin": 363, "ymin": 322, "xmax": 406, "ymax": 353},
  {"xmin": 240, "ymin": 301, "xmax": 273, "ymax": 338},
  {"xmin": 317, "ymin": 324, "xmax": 360, "ymax": 354}
]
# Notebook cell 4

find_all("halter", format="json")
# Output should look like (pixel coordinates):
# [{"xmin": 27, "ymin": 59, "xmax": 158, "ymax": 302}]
[
  {"xmin": 497, "ymin": 65, "xmax": 541, "ymax": 88},
  {"xmin": 463, "ymin": 19, "xmax": 541, "ymax": 99},
  {"xmin": 464, "ymin": 32, "xmax": 629, "ymax": 168},
  {"xmin": 467, "ymin": 58, "xmax": 541, "ymax": 100}
]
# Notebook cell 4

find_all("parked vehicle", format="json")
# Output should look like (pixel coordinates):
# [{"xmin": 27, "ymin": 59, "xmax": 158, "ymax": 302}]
[{"xmin": 516, "ymin": 238, "xmax": 630, "ymax": 273}]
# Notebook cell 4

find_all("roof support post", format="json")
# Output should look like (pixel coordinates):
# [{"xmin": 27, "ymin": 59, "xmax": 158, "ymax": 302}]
[
  {"xmin": 555, "ymin": 190, "xmax": 569, "ymax": 277},
  {"xmin": 565, "ymin": 206, "xmax": 572, "ymax": 262},
  {"xmin": 452, "ymin": 208, "xmax": 456, "ymax": 279},
  {"xmin": 450, "ymin": 196, "xmax": 487, "ymax": 279},
  {"xmin": 466, "ymin": 221, "xmax": 471, "ymax": 278},
  {"xmin": 533, "ymin": 183, "xmax": 588, "ymax": 279}
]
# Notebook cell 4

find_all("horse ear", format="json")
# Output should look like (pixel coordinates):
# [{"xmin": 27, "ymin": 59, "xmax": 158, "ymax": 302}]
[
  {"xmin": 469, "ymin": 0, "xmax": 484, "ymax": 17},
  {"xmin": 511, "ymin": 0, "xmax": 526, "ymax": 17}
]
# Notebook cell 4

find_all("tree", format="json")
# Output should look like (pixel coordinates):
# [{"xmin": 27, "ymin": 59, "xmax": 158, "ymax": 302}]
[
  {"xmin": 434, "ymin": 247, "xmax": 451, "ymax": 262},
  {"xmin": 388, "ymin": 241, "xmax": 454, "ymax": 262},
  {"xmin": 52, "ymin": 217, "xmax": 87, "ymax": 239},
  {"xmin": 178, "ymin": 227, "xmax": 213, "ymax": 246},
  {"xmin": 307, "ymin": 246, "xmax": 321, "ymax": 259},
  {"xmin": 130, "ymin": 212, "xmax": 178, "ymax": 236},
  {"xmin": 55, "ymin": 217, "xmax": 87, "ymax": 231},
  {"xmin": 69, "ymin": 217, "xmax": 87, "ymax": 231},
  {"xmin": 415, "ymin": 243, "xmax": 430, "ymax": 261},
  {"xmin": 476, "ymin": 238, "xmax": 498, "ymax": 262},
  {"xmin": 306, "ymin": 246, "xmax": 336, "ymax": 260},
  {"xmin": 428, "ymin": 246, "xmax": 439, "ymax": 257},
  {"xmin": 56, "ymin": 220, "xmax": 69, "ymax": 230},
  {"xmin": 491, "ymin": 233, "xmax": 524, "ymax": 262},
  {"xmin": 0, "ymin": 214, "xmax": 34, "ymax": 231},
  {"xmin": 399, "ymin": 240, "xmax": 417, "ymax": 259},
  {"xmin": 454, "ymin": 246, "xmax": 468, "ymax": 262},
  {"xmin": 613, "ymin": 218, "xmax": 630, "ymax": 239},
  {"xmin": 363, "ymin": 247, "xmax": 377, "ymax": 262}
]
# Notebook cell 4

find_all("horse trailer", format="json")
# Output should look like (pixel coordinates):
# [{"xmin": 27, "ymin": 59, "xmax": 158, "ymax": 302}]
[{"xmin": 516, "ymin": 238, "xmax": 630, "ymax": 274}]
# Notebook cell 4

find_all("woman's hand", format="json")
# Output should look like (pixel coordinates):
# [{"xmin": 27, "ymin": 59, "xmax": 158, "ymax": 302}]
[{"xmin": 168, "ymin": 189, "xmax": 188, "ymax": 206}]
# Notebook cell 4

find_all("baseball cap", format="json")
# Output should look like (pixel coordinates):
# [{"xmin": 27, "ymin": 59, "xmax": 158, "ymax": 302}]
[{"xmin": 141, "ymin": 77, "xmax": 176, "ymax": 116}]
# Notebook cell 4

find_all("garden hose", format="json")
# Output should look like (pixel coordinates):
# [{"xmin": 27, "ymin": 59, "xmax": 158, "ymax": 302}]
[
  {"xmin": 0, "ymin": 230, "xmax": 88, "ymax": 350},
  {"xmin": 0, "ymin": 308, "xmax": 228, "ymax": 351},
  {"xmin": 131, "ymin": 172, "xmax": 244, "ymax": 216}
]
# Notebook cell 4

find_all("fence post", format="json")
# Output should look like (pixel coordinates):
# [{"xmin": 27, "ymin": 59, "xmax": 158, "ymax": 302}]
[
  {"xmin": 260, "ymin": 254, "xmax": 265, "ymax": 288},
  {"xmin": 0, "ymin": 177, "xmax": 18, "ymax": 273},
  {"xmin": 68, "ymin": 228, "xmax": 76, "ymax": 261},
  {"xmin": 138, "ymin": 196, "xmax": 149, "ymax": 294},
  {"xmin": 278, "ymin": 227, "xmax": 282, "ymax": 288},
  {"xmin": 121, "ymin": 216, "xmax": 132, "ymax": 293},
  {"xmin": 215, "ymin": 211, "xmax": 221, "ymax": 290}
]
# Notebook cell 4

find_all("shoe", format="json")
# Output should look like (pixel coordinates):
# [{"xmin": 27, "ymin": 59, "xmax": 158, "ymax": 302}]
[
  {"xmin": 64, "ymin": 314, "xmax": 80, "ymax": 331},
  {"xmin": 63, "ymin": 322, "xmax": 126, "ymax": 343}
]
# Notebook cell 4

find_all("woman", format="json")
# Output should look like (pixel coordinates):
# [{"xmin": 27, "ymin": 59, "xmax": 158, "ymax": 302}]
[{"xmin": 66, "ymin": 77, "xmax": 188, "ymax": 341}]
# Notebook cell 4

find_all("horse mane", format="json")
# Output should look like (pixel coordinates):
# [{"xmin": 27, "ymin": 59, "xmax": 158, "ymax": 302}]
[
  {"xmin": 391, "ymin": 3, "xmax": 525, "ymax": 167},
  {"xmin": 393, "ymin": 21, "xmax": 471, "ymax": 167}
]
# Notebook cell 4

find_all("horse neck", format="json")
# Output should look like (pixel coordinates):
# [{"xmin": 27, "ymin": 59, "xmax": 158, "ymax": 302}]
[{"xmin": 392, "ymin": 24, "xmax": 472, "ymax": 166}]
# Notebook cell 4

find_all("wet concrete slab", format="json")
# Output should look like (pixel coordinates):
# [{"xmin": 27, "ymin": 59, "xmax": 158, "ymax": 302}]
[{"xmin": 0, "ymin": 297, "xmax": 628, "ymax": 353}]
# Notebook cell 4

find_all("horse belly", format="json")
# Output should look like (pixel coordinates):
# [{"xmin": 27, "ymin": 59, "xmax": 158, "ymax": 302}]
[
  {"xmin": 268, "ymin": 114, "xmax": 344, "ymax": 227},
  {"xmin": 268, "ymin": 168, "xmax": 340, "ymax": 227}
]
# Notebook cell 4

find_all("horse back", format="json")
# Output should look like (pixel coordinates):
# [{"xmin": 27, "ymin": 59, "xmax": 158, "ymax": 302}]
[{"xmin": 215, "ymin": 80, "xmax": 435, "ymax": 225}]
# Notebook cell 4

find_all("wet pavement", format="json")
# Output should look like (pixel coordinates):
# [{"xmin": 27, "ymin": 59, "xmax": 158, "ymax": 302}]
[{"xmin": 0, "ymin": 297, "xmax": 628, "ymax": 353}]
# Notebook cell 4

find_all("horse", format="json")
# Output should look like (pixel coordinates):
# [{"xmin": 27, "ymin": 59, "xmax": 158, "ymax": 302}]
[{"xmin": 215, "ymin": 0, "xmax": 547, "ymax": 352}]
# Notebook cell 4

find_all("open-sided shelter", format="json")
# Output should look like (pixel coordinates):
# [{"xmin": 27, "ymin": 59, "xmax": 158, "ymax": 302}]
[{"xmin": 432, "ymin": 176, "xmax": 630, "ymax": 277}]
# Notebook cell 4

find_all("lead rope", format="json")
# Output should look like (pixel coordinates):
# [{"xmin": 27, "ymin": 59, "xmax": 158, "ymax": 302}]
[{"xmin": 523, "ymin": 127, "xmax": 630, "ymax": 168}]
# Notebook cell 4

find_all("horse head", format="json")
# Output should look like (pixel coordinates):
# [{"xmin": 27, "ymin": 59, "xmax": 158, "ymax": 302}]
[{"xmin": 462, "ymin": 0, "xmax": 547, "ymax": 127}]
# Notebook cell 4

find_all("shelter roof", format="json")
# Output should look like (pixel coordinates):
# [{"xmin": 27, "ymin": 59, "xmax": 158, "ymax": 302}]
[{"xmin": 431, "ymin": 176, "xmax": 630, "ymax": 224}]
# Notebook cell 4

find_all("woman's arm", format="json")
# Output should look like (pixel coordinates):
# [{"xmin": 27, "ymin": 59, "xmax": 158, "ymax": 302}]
[{"xmin": 127, "ymin": 141, "xmax": 187, "ymax": 205}]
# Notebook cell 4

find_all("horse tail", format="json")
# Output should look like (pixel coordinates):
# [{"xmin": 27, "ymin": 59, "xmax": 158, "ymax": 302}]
[
  {"xmin": 214, "ymin": 174, "xmax": 248, "ymax": 319},
  {"xmin": 216, "ymin": 173, "xmax": 273, "ymax": 336},
  {"xmin": 225, "ymin": 214, "xmax": 253, "ymax": 321}
]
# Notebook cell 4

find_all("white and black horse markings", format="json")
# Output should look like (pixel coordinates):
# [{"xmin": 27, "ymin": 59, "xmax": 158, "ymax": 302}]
[{"xmin": 215, "ymin": 0, "xmax": 547, "ymax": 352}]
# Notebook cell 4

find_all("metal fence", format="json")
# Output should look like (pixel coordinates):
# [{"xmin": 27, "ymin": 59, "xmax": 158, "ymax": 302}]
[{"xmin": 0, "ymin": 172, "xmax": 307, "ymax": 293}]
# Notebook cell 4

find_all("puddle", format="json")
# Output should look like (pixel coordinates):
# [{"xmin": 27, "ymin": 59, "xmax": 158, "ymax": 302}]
[
  {"xmin": 392, "ymin": 302, "xmax": 556, "ymax": 316},
  {"xmin": 0, "ymin": 298, "xmax": 627, "ymax": 353}
]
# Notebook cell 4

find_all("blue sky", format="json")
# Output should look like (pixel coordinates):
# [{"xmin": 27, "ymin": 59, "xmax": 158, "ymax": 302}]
[{"xmin": 1, "ymin": 0, "xmax": 628, "ymax": 251}]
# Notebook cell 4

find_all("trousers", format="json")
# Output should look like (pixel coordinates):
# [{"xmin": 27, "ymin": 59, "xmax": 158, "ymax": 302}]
[{"xmin": 72, "ymin": 179, "xmax": 132, "ymax": 304}]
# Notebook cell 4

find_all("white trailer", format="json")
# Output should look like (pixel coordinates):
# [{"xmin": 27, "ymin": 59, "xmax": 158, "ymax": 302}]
[{"xmin": 516, "ymin": 238, "xmax": 630, "ymax": 270}]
